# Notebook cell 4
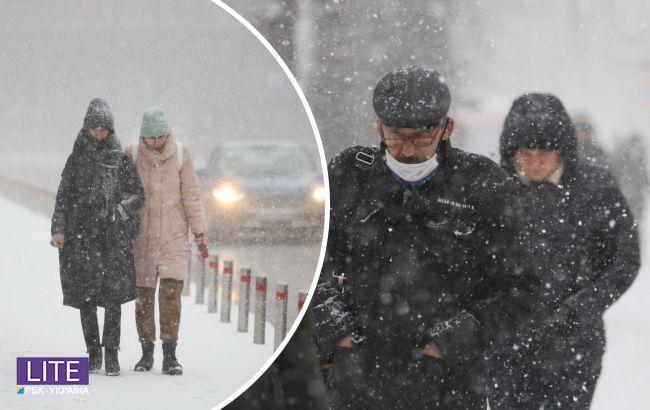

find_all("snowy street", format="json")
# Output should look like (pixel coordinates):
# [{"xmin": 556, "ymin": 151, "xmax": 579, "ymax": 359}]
[
  {"xmin": 1, "ymin": 0, "xmax": 649, "ymax": 408},
  {"xmin": 1, "ymin": 192, "xmax": 649, "ymax": 408},
  {"xmin": 0, "ymin": 196, "xmax": 275, "ymax": 409},
  {"xmin": 592, "ymin": 223, "xmax": 650, "ymax": 409}
]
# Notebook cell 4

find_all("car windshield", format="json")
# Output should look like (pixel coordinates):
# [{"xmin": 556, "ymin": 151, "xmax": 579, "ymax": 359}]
[{"xmin": 217, "ymin": 145, "xmax": 317, "ymax": 177}]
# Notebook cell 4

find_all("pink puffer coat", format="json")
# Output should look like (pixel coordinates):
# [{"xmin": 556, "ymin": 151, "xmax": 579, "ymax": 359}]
[{"xmin": 127, "ymin": 135, "xmax": 207, "ymax": 288}]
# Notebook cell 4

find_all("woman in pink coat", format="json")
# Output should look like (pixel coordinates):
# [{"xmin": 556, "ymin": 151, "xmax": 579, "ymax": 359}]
[{"xmin": 127, "ymin": 107, "xmax": 209, "ymax": 375}]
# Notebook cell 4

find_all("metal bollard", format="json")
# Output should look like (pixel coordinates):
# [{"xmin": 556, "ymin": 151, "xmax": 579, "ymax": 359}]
[
  {"xmin": 253, "ymin": 276, "xmax": 267, "ymax": 344},
  {"xmin": 220, "ymin": 260, "xmax": 234, "ymax": 322},
  {"xmin": 274, "ymin": 283, "xmax": 289, "ymax": 349},
  {"xmin": 195, "ymin": 256, "xmax": 206, "ymax": 304},
  {"xmin": 298, "ymin": 289, "xmax": 308, "ymax": 311},
  {"xmin": 207, "ymin": 254, "xmax": 219, "ymax": 313},
  {"xmin": 237, "ymin": 268, "xmax": 252, "ymax": 332}
]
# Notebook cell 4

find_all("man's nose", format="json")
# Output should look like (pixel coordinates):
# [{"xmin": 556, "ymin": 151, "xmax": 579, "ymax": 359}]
[{"xmin": 400, "ymin": 141, "xmax": 416, "ymax": 156}]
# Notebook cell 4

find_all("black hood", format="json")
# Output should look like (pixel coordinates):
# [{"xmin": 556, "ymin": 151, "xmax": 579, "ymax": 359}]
[
  {"xmin": 82, "ymin": 97, "xmax": 114, "ymax": 131},
  {"xmin": 500, "ymin": 93, "xmax": 576, "ymax": 176}
]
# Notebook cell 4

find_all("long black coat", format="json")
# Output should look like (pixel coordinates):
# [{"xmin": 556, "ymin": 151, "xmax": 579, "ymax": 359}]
[
  {"xmin": 489, "ymin": 162, "xmax": 640, "ymax": 408},
  {"xmin": 314, "ymin": 143, "xmax": 539, "ymax": 409},
  {"xmin": 52, "ymin": 133, "xmax": 144, "ymax": 308},
  {"xmin": 489, "ymin": 92, "xmax": 641, "ymax": 408},
  {"xmin": 516, "ymin": 162, "xmax": 639, "ymax": 345}
]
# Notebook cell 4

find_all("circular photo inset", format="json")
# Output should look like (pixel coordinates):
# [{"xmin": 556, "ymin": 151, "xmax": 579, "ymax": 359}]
[{"xmin": 0, "ymin": 1, "xmax": 326, "ymax": 409}]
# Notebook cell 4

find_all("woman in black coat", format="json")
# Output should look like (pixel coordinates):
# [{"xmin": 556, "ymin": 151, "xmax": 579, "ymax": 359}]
[
  {"xmin": 50, "ymin": 98, "xmax": 144, "ymax": 376},
  {"xmin": 489, "ymin": 93, "xmax": 640, "ymax": 409}
]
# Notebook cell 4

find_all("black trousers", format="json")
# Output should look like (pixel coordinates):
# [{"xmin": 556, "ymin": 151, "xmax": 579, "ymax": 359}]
[
  {"xmin": 326, "ymin": 345, "xmax": 487, "ymax": 410},
  {"xmin": 80, "ymin": 304, "xmax": 121, "ymax": 349},
  {"xmin": 489, "ymin": 342, "xmax": 603, "ymax": 410}
]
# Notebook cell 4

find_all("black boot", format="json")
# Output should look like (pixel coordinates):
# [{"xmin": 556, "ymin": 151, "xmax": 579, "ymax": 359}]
[
  {"xmin": 87, "ymin": 345, "xmax": 102, "ymax": 374},
  {"xmin": 162, "ymin": 340, "xmax": 183, "ymax": 375},
  {"xmin": 134, "ymin": 342, "xmax": 155, "ymax": 372},
  {"xmin": 104, "ymin": 348, "xmax": 120, "ymax": 376}
]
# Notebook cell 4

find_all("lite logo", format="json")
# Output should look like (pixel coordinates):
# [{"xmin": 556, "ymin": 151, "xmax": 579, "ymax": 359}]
[{"xmin": 16, "ymin": 358, "xmax": 89, "ymax": 385}]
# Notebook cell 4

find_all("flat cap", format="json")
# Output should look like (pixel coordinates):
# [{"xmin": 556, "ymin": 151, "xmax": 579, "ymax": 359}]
[{"xmin": 373, "ymin": 66, "xmax": 451, "ymax": 128}]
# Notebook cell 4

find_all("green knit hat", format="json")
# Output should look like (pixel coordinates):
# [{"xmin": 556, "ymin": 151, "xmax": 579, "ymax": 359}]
[{"xmin": 140, "ymin": 107, "xmax": 169, "ymax": 137}]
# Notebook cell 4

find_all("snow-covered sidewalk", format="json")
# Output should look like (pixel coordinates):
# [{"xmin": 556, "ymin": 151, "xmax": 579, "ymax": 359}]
[
  {"xmin": 592, "ymin": 223, "xmax": 650, "ymax": 409},
  {"xmin": 0, "ymin": 197, "xmax": 273, "ymax": 409},
  {"xmin": 2, "ymin": 197, "xmax": 649, "ymax": 409}
]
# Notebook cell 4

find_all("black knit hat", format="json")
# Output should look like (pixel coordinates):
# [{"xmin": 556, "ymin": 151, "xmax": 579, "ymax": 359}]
[
  {"xmin": 82, "ymin": 98, "xmax": 114, "ymax": 131},
  {"xmin": 373, "ymin": 66, "xmax": 451, "ymax": 128},
  {"xmin": 500, "ymin": 93, "xmax": 576, "ymax": 173}
]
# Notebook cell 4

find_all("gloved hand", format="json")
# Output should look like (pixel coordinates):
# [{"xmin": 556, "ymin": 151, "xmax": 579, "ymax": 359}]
[
  {"xmin": 50, "ymin": 233, "xmax": 65, "ymax": 249},
  {"xmin": 195, "ymin": 232, "xmax": 209, "ymax": 259}
]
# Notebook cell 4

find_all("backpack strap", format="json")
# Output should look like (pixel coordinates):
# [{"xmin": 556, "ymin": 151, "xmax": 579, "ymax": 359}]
[
  {"xmin": 128, "ymin": 144, "xmax": 139, "ymax": 166},
  {"xmin": 351, "ymin": 146, "xmax": 379, "ymax": 189},
  {"xmin": 176, "ymin": 141, "xmax": 183, "ymax": 170},
  {"xmin": 349, "ymin": 148, "xmax": 377, "ymax": 224},
  {"xmin": 327, "ymin": 146, "xmax": 380, "ymax": 296},
  {"xmin": 355, "ymin": 150, "xmax": 375, "ymax": 166},
  {"xmin": 341, "ymin": 146, "xmax": 380, "ymax": 218}
]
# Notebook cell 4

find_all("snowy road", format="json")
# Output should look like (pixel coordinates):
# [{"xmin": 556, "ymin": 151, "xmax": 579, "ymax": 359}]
[{"xmin": 0, "ymin": 197, "xmax": 275, "ymax": 409}]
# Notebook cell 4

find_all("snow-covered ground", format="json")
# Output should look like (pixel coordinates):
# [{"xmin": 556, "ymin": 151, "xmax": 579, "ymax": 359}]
[
  {"xmin": 592, "ymin": 222, "xmax": 650, "ymax": 409},
  {"xmin": 0, "ymin": 197, "xmax": 274, "ymax": 409},
  {"xmin": 1, "ymin": 196, "xmax": 649, "ymax": 409}
]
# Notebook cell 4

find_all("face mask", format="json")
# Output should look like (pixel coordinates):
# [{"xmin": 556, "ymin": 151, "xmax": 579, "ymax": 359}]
[{"xmin": 385, "ymin": 151, "xmax": 439, "ymax": 182}]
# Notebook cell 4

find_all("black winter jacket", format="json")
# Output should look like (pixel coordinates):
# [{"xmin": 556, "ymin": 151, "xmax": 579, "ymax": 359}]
[
  {"xmin": 52, "ymin": 133, "xmax": 143, "ymax": 308},
  {"xmin": 503, "ymin": 162, "xmax": 640, "ymax": 355},
  {"xmin": 498, "ymin": 93, "xmax": 640, "ymax": 354},
  {"xmin": 314, "ymin": 143, "xmax": 540, "ymax": 407}
]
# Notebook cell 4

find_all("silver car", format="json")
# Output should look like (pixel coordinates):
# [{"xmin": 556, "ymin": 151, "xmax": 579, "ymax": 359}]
[{"xmin": 199, "ymin": 141, "xmax": 325, "ymax": 242}]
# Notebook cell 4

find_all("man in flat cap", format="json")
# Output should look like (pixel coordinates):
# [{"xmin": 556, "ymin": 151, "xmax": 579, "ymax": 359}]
[{"xmin": 313, "ymin": 66, "xmax": 539, "ymax": 409}]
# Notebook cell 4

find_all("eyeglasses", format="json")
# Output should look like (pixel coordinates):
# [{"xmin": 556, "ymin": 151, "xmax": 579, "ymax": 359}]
[
  {"xmin": 382, "ymin": 118, "xmax": 448, "ymax": 149},
  {"xmin": 383, "ymin": 127, "xmax": 441, "ymax": 148},
  {"xmin": 384, "ymin": 135, "xmax": 436, "ymax": 148}
]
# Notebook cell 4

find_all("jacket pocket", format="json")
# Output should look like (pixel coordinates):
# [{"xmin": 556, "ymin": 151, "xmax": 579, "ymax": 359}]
[
  {"xmin": 166, "ymin": 204, "xmax": 189, "ymax": 240},
  {"xmin": 327, "ymin": 346, "xmax": 368, "ymax": 395},
  {"xmin": 408, "ymin": 356, "xmax": 446, "ymax": 407}
]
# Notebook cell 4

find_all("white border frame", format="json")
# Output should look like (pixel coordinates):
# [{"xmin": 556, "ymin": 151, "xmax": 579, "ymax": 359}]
[{"xmin": 210, "ymin": 1, "xmax": 330, "ymax": 409}]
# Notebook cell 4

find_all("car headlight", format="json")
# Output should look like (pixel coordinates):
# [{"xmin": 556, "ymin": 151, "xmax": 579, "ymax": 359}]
[
  {"xmin": 311, "ymin": 185, "xmax": 326, "ymax": 202},
  {"xmin": 212, "ymin": 185, "xmax": 243, "ymax": 205}
]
